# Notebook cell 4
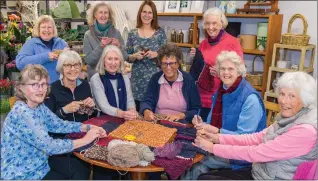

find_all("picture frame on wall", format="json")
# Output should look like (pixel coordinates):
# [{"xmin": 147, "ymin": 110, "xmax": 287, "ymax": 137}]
[
  {"xmin": 164, "ymin": 0, "xmax": 180, "ymax": 13},
  {"xmin": 180, "ymin": 0, "xmax": 191, "ymax": 13},
  {"xmin": 190, "ymin": 0, "xmax": 205, "ymax": 13},
  {"xmin": 153, "ymin": 1, "xmax": 165, "ymax": 13}
]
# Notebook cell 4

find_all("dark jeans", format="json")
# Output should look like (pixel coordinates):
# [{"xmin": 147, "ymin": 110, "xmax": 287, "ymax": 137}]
[
  {"xmin": 198, "ymin": 168, "xmax": 253, "ymax": 180},
  {"xmin": 48, "ymin": 154, "xmax": 90, "ymax": 180},
  {"xmin": 200, "ymin": 107, "xmax": 211, "ymax": 122}
]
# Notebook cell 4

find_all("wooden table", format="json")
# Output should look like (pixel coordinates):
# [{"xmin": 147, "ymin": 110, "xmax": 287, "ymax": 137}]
[{"xmin": 74, "ymin": 152, "xmax": 204, "ymax": 180}]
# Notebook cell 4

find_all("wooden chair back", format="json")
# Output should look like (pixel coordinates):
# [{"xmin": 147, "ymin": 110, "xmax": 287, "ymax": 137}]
[{"xmin": 264, "ymin": 101, "xmax": 280, "ymax": 126}]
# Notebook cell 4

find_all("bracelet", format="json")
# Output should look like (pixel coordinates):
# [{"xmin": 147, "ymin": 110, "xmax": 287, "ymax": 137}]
[{"xmin": 86, "ymin": 124, "xmax": 91, "ymax": 132}]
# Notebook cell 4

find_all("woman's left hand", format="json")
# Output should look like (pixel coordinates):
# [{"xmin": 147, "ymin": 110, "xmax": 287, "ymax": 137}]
[
  {"xmin": 111, "ymin": 38, "xmax": 120, "ymax": 47},
  {"xmin": 144, "ymin": 50, "xmax": 157, "ymax": 59},
  {"xmin": 83, "ymin": 97, "xmax": 95, "ymax": 108},
  {"xmin": 193, "ymin": 136, "xmax": 214, "ymax": 153},
  {"xmin": 89, "ymin": 125, "xmax": 107, "ymax": 137},
  {"xmin": 166, "ymin": 113, "xmax": 185, "ymax": 122}
]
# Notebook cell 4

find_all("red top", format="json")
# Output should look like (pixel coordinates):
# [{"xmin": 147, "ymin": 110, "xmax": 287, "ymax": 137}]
[{"xmin": 198, "ymin": 33, "xmax": 243, "ymax": 108}]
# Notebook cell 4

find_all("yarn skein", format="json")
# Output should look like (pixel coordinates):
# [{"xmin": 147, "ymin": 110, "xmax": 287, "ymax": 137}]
[{"xmin": 107, "ymin": 144, "xmax": 140, "ymax": 167}]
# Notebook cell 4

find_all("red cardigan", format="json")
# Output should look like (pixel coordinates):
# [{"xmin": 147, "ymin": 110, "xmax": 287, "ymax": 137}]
[{"xmin": 198, "ymin": 33, "xmax": 243, "ymax": 108}]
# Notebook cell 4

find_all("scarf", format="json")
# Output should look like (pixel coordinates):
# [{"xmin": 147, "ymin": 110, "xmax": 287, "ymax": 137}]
[
  {"xmin": 207, "ymin": 29, "xmax": 225, "ymax": 46},
  {"xmin": 94, "ymin": 20, "xmax": 112, "ymax": 37},
  {"xmin": 211, "ymin": 76, "xmax": 242, "ymax": 128},
  {"xmin": 99, "ymin": 72, "xmax": 127, "ymax": 111}
]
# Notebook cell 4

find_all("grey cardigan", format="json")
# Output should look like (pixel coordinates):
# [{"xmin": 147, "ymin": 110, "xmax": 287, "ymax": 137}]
[
  {"xmin": 90, "ymin": 73, "xmax": 135, "ymax": 117},
  {"xmin": 83, "ymin": 26, "xmax": 128, "ymax": 79}
]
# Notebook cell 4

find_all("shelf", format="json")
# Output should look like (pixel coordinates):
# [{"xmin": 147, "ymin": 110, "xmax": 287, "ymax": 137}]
[
  {"xmin": 249, "ymin": 2, "xmax": 273, "ymax": 6},
  {"xmin": 265, "ymin": 90, "xmax": 278, "ymax": 98},
  {"xmin": 54, "ymin": 18, "xmax": 87, "ymax": 22},
  {"xmin": 270, "ymin": 67, "xmax": 314, "ymax": 73},
  {"xmin": 158, "ymin": 13, "xmax": 202, "ymax": 17},
  {"xmin": 274, "ymin": 43, "xmax": 316, "ymax": 50},
  {"xmin": 253, "ymin": 85, "xmax": 263, "ymax": 91},
  {"xmin": 174, "ymin": 43, "xmax": 194, "ymax": 48},
  {"xmin": 243, "ymin": 49, "xmax": 266, "ymax": 55}
]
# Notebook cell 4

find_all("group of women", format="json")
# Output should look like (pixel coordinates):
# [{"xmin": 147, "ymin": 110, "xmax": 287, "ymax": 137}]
[{"xmin": 1, "ymin": 0, "xmax": 317, "ymax": 180}]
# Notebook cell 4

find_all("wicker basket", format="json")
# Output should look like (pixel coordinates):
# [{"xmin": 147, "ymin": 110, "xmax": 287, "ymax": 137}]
[
  {"xmin": 282, "ymin": 14, "xmax": 310, "ymax": 46},
  {"xmin": 246, "ymin": 56, "xmax": 264, "ymax": 86}
]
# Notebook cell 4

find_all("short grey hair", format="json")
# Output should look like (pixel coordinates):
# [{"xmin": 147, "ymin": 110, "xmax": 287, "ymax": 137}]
[
  {"xmin": 203, "ymin": 7, "xmax": 228, "ymax": 29},
  {"xmin": 95, "ymin": 45, "xmax": 125, "ymax": 75},
  {"xmin": 216, "ymin": 51, "xmax": 246, "ymax": 77},
  {"xmin": 56, "ymin": 50, "xmax": 83, "ymax": 74},
  {"xmin": 32, "ymin": 15, "xmax": 58, "ymax": 37},
  {"xmin": 86, "ymin": 1, "xmax": 115, "ymax": 26},
  {"xmin": 275, "ymin": 71, "xmax": 317, "ymax": 107}
]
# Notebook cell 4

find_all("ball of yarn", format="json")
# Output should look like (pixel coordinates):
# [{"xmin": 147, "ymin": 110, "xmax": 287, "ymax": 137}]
[
  {"xmin": 107, "ymin": 139, "xmax": 137, "ymax": 151},
  {"xmin": 136, "ymin": 144, "xmax": 155, "ymax": 162},
  {"xmin": 107, "ymin": 144, "xmax": 140, "ymax": 167}
]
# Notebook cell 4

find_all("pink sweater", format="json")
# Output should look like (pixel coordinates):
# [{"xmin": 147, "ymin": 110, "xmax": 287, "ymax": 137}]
[
  {"xmin": 213, "ymin": 124, "xmax": 317, "ymax": 163},
  {"xmin": 198, "ymin": 33, "xmax": 243, "ymax": 108}
]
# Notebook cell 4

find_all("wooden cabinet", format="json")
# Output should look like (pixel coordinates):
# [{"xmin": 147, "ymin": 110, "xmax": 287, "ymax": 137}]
[
  {"xmin": 264, "ymin": 43, "xmax": 316, "ymax": 101},
  {"xmin": 158, "ymin": 13, "xmax": 283, "ymax": 97}
]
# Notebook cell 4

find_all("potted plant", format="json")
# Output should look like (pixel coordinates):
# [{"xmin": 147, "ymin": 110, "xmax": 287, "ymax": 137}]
[{"xmin": 0, "ymin": 78, "xmax": 13, "ymax": 99}]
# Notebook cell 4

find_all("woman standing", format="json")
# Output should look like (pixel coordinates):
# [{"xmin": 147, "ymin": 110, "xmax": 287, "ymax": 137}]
[
  {"xmin": 84, "ymin": 2, "xmax": 128, "ymax": 79},
  {"xmin": 16, "ymin": 15, "xmax": 68, "ymax": 83},
  {"xmin": 126, "ymin": 0, "xmax": 167, "ymax": 111},
  {"xmin": 190, "ymin": 8, "xmax": 243, "ymax": 121}
]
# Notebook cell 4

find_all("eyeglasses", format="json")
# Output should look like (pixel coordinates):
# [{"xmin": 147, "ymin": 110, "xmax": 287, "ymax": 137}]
[
  {"xmin": 161, "ymin": 62, "xmax": 178, "ymax": 68},
  {"xmin": 63, "ymin": 63, "xmax": 81, "ymax": 70},
  {"xmin": 219, "ymin": 67, "xmax": 236, "ymax": 73},
  {"xmin": 203, "ymin": 21, "xmax": 220, "ymax": 28},
  {"xmin": 24, "ymin": 83, "xmax": 49, "ymax": 90}
]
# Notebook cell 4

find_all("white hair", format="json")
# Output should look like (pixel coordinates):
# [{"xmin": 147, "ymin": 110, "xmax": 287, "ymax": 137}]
[
  {"xmin": 56, "ymin": 50, "xmax": 83, "ymax": 74},
  {"xmin": 275, "ymin": 71, "xmax": 317, "ymax": 107},
  {"xmin": 216, "ymin": 51, "xmax": 246, "ymax": 77},
  {"xmin": 86, "ymin": 1, "xmax": 114, "ymax": 26},
  {"xmin": 203, "ymin": 7, "xmax": 228, "ymax": 29},
  {"xmin": 95, "ymin": 45, "xmax": 125, "ymax": 75}
]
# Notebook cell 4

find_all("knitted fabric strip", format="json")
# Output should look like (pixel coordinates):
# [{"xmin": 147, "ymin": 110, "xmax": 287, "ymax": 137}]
[
  {"xmin": 160, "ymin": 120, "xmax": 189, "ymax": 128},
  {"xmin": 162, "ymin": 123, "xmax": 197, "ymax": 137},
  {"xmin": 83, "ymin": 144, "xmax": 108, "ymax": 161},
  {"xmin": 152, "ymin": 156, "xmax": 192, "ymax": 180},
  {"xmin": 153, "ymin": 142, "xmax": 183, "ymax": 159},
  {"xmin": 175, "ymin": 134, "xmax": 195, "ymax": 142}
]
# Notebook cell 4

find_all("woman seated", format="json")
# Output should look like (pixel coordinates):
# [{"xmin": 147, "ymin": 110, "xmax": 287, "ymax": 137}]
[
  {"xmin": 182, "ymin": 51, "xmax": 266, "ymax": 180},
  {"xmin": 44, "ymin": 50, "xmax": 96, "ymax": 179},
  {"xmin": 140, "ymin": 43, "xmax": 201, "ymax": 123},
  {"xmin": 16, "ymin": 15, "xmax": 68, "ymax": 83},
  {"xmin": 1, "ymin": 64, "xmax": 106, "ymax": 180},
  {"xmin": 193, "ymin": 71, "xmax": 317, "ymax": 180},
  {"xmin": 90, "ymin": 45, "xmax": 137, "ymax": 120}
]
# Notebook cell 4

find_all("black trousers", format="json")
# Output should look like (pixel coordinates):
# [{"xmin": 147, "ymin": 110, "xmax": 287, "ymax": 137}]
[
  {"xmin": 198, "ymin": 168, "xmax": 254, "ymax": 180},
  {"xmin": 135, "ymin": 100, "xmax": 141, "ymax": 113},
  {"xmin": 47, "ymin": 154, "xmax": 90, "ymax": 180}
]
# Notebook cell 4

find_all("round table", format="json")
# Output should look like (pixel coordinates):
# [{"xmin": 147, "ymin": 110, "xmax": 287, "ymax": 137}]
[{"xmin": 73, "ymin": 152, "xmax": 204, "ymax": 180}]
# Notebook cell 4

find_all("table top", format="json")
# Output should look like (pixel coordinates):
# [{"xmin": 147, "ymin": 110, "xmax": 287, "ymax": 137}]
[{"xmin": 73, "ymin": 152, "xmax": 204, "ymax": 173}]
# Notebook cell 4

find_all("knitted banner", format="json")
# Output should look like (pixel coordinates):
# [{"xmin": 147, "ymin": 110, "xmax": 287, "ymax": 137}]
[{"xmin": 109, "ymin": 120, "xmax": 177, "ymax": 147}]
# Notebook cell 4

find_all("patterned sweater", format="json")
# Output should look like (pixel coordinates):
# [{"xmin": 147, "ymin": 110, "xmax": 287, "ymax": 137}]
[
  {"xmin": 1, "ymin": 101, "xmax": 82, "ymax": 180},
  {"xmin": 125, "ymin": 27, "xmax": 167, "ymax": 101}
]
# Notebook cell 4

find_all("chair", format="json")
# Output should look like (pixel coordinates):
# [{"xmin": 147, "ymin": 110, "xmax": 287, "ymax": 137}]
[{"xmin": 264, "ymin": 101, "xmax": 280, "ymax": 127}]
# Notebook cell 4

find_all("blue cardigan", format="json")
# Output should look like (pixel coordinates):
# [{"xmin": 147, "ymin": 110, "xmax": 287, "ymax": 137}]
[
  {"xmin": 16, "ymin": 37, "xmax": 68, "ymax": 83},
  {"xmin": 140, "ymin": 70, "xmax": 202, "ymax": 122}
]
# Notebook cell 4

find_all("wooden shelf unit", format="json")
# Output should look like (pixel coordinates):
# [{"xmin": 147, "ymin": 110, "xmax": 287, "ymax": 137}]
[
  {"xmin": 158, "ymin": 13, "xmax": 283, "ymax": 97},
  {"xmin": 264, "ymin": 43, "xmax": 316, "ymax": 101}
]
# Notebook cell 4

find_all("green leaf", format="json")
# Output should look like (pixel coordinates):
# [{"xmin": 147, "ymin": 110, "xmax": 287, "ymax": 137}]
[{"xmin": 68, "ymin": 0, "xmax": 81, "ymax": 18}]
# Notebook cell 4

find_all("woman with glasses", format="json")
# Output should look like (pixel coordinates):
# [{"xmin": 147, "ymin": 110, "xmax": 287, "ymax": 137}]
[
  {"xmin": 189, "ymin": 7, "xmax": 243, "ymax": 122},
  {"xmin": 140, "ymin": 43, "xmax": 201, "ymax": 123},
  {"xmin": 16, "ymin": 15, "xmax": 69, "ymax": 84},
  {"xmin": 44, "ymin": 50, "xmax": 96, "ymax": 179},
  {"xmin": 1, "ymin": 64, "xmax": 106, "ymax": 180},
  {"xmin": 125, "ymin": 0, "xmax": 167, "ymax": 111},
  {"xmin": 182, "ymin": 51, "xmax": 266, "ymax": 180},
  {"xmin": 90, "ymin": 45, "xmax": 138, "ymax": 120}
]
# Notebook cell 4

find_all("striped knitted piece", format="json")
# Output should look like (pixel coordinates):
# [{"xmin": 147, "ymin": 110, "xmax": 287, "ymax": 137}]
[{"xmin": 153, "ymin": 142, "xmax": 183, "ymax": 159}]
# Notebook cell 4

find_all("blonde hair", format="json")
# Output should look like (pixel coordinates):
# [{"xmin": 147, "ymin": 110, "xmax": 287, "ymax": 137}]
[
  {"xmin": 32, "ymin": 15, "xmax": 58, "ymax": 37},
  {"xmin": 15, "ymin": 64, "xmax": 50, "ymax": 103},
  {"xmin": 203, "ymin": 7, "xmax": 228, "ymax": 29},
  {"xmin": 87, "ymin": 2, "xmax": 115, "ymax": 26},
  {"xmin": 216, "ymin": 51, "xmax": 246, "ymax": 77},
  {"xmin": 56, "ymin": 50, "xmax": 83, "ymax": 75},
  {"xmin": 95, "ymin": 45, "xmax": 125, "ymax": 75}
]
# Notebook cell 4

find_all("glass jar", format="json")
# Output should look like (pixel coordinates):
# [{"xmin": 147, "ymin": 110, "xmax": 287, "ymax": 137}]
[
  {"xmin": 188, "ymin": 23, "xmax": 200, "ymax": 44},
  {"xmin": 171, "ymin": 29, "xmax": 177, "ymax": 43}
]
